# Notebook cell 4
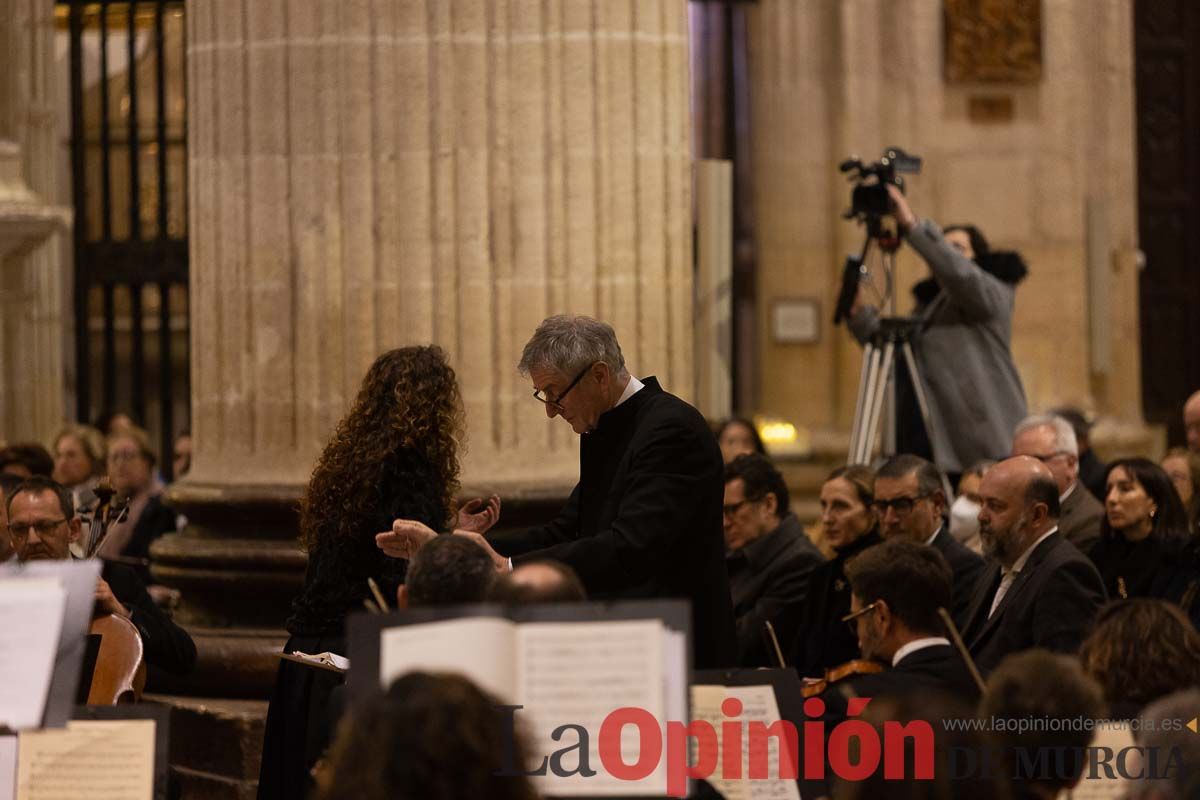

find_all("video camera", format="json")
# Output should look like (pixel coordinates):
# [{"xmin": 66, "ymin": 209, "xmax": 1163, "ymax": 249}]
[{"xmin": 839, "ymin": 147, "xmax": 922, "ymax": 223}]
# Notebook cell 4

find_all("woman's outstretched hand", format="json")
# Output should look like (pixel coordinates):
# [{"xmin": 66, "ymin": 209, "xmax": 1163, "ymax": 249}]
[
  {"xmin": 456, "ymin": 494, "xmax": 502, "ymax": 534},
  {"xmin": 375, "ymin": 519, "xmax": 438, "ymax": 560}
]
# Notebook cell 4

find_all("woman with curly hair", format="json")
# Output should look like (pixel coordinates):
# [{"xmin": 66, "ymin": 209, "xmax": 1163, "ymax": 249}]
[
  {"xmin": 259, "ymin": 345, "xmax": 499, "ymax": 800},
  {"xmin": 1079, "ymin": 599, "xmax": 1200, "ymax": 719}
]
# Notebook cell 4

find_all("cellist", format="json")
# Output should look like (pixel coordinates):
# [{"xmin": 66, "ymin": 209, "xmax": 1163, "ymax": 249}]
[{"xmin": 5, "ymin": 476, "xmax": 196, "ymax": 676}]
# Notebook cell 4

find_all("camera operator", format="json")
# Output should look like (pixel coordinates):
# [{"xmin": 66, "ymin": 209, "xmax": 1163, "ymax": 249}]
[{"xmin": 849, "ymin": 185, "xmax": 1028, "ymax": 482}]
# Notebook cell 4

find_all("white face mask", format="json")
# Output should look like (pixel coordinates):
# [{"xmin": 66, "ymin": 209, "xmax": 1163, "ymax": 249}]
[{"xmin": 949, "ymin": 496, "xmax": 981, "ymax": 542}]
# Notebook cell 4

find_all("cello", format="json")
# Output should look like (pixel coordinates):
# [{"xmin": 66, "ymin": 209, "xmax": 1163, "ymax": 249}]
[{"xmin": 82, "ymin": 480, "xmax": 146, "ymax": 704}]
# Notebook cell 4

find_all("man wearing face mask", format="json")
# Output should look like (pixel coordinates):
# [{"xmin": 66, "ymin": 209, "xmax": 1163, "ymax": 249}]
[
  {"xmin": 873, "ymin": 454, "xmax": 985, "ymax": 627},
  {"xmin": 949, "ymin": 461, "xmax": 993, "ymax": 554}
]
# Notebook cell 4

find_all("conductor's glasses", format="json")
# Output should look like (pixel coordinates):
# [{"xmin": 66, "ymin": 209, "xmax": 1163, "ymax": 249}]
[{"xmin": 532, "ymin": 364, "xmax": 593, "ymax": 412}]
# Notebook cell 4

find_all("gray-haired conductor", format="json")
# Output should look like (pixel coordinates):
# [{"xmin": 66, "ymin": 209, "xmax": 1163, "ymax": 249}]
[{"xmin": 493, "ymin": 315, "xmax": 736, "ymax": 668}]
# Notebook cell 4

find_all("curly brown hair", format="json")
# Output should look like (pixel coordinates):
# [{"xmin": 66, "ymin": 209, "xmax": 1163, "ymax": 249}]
[
  {"xmin": 1079, "ymin": 599, "xmax": 1200, "ymax": 713},
  {"xmin": 300, "ymin": 346, "xmax": 464, "ymax": 551}
]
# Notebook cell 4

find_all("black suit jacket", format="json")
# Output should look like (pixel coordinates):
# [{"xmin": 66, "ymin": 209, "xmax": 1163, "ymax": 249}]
[
  {"xmin": 491, "ymin": 377, "xmax": 737, "ymax": 668},
  {"xmin": 727, "ymin": 514, "xmax": 825, "ymax": 667},
  {"xmin": 961, "ymin": 531, "xmax": 1105, "ymax": 675},
  {"xmin": 102, "ymin": 561, "xmax": 197, "ymax": 675},
  {"xmin": 1058, "ymin": 484, "xmax": 1103, "ymax": 554},
  {"xmin": 930, "ymin": 526, "xmax": 987, "ymax": 627}
]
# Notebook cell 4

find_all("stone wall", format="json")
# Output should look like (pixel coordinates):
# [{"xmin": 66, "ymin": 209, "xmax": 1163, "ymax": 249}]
[{"xmin": 744, "ymin": 0, "xmax": 1143, "ymax": 448}]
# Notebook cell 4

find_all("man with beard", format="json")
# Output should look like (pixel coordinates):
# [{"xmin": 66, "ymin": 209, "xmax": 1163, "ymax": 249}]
[{"xmin": 960, "ymin": 456, "xmax": 1105, "ymax": 674}]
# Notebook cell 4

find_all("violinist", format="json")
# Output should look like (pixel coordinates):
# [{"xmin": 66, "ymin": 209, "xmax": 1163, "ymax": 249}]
[
  {"xmin": 824, "ymin": 538, "xmax": 980, "ymax": 712},
  {"xmin": 5, "ymin": 476, "xmax": 196, "ymax": 675}
]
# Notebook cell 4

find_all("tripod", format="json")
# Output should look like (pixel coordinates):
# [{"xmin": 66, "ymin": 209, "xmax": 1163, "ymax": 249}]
[{"xmin": 847, "ymin": 316, "xmax": 939, "ymax": 466}]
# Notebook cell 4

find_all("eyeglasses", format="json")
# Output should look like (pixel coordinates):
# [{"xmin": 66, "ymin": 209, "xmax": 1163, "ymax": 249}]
[
  {"xmin": 871, "ymin": 494, "xmax": 930, "ymax": 516},
  {"xmin": 842, "ymin": 601, "xmax": 879, "ymax": 634},
  {"xmin": 532, "ymin": 364, "xmax": 593, "ymax": 411},
  {"xmin": 5, "ymin": 518, "xmax": 68, "ymax": 540}
]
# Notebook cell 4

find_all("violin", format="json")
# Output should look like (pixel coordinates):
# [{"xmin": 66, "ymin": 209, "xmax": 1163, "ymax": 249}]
[
  {"xmin": 82, "ymin": 480, "xmax": 145, "ymax": 704},
  {"xmin": 800, "ymin": 659, "xmax": 885, "ymax": 698}
]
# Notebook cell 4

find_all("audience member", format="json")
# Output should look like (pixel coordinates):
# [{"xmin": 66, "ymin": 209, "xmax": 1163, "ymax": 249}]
[
  {"xmin": 94, "ymin": 410, "xmax": 136, "ymax": 437},
  {"xmin": 961, "ymin": 457, "xmax": 1105, "ymax": 674},
  {"xmin": 96, "ymin": 426, "xmax": 177, "ymax": 583},
  {"xmin": 313, "ymin": 672, "xmax": 538, "ymax": 800},
  {"xmin": 1128, "ymin": 689, "xmax": 1200, "ymax": 800},
  {"xmin": 487, "ymin": 560, "xmax": 587, "ymax": 604},
  {"xmin": 51, "ymin": 424, "xmax": 106, "ymax": 514},
  {"xmin": 715, "ymin": 416, "xmax": 766, "ymax": 465},
  {"xmin": 950, "ymin": 459, "xmax": 993, "ymax": 553},
  {"xmin": 722, "ymin": 453, "xmax": 824, "ymax": 666},
  {"xmin": 6, "ymin": 476, "xmax": 195, "ymax": 675},
  {"xmin": 979, "ymin": 649, "xmax": 1105, "ymax": 800},
  {"xmin": 1160, "ymin": 447, "xmax": 1200, "ymax": 531},
  {"xmin": 825, "ymin": 539, "xmax": 979, "ymax": 717},
  {"xmin": 399, "ymin": 534, "xmax": 496, "ymax": 608},
  {"xmin": 1089, "ymin": 458, "xmax": 1190, "ymax": 601},
  {"xmin": 1050, "ymin": 406, "xmax": 1107, "ymax": 501},
  {"xmin": 1011, "ymin": 414, "xmax": 1103, "ymax": 553},
  {"xmin": 0, "ymin": 442, "xmax": 54, "ymax": 478},
  {"xmin": 260, "ymin": 345, "xmax": 494, "ymax": 800},
  {"xmin": 173, "ymin": 431, "xmax": 192, "ymax": 479},
  {"xmin": 782, "ymin": 465, "xmax": 881, "ymax": 677},
  {"xmin": 1184, "ymin": 390, "xmax": 1200, "ymax": 453},
  {"xmin": 1078, "ymin": 599, "xmax": 1200, "ymax": 720},
  {"xmin": 874, "ymin": 454, "xmax": 985, "ymax": 625},
  {"xmin": 0, "ymin": 472, "xmax": 22, "ymax": 562}
]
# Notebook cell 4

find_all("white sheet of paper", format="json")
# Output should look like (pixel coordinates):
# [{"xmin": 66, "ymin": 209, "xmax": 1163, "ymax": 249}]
[
  {"xmin": 0, "ymin": 737, "xmax": 17, "ymax": 800},
  {"xmin": 0, "ymin": 581, "xmax": 66, "ymax": 731},
  {"xmin": 16, "ymin": 719, "xmax": 155, "ymax": 800},
  {"xmin": 379, "ymin": 617, "xmax": 517, "ymax": 703},
  {"xmin": 690, "ymin": 684, "xmax": 802, "ymax": 800},
  {"xmin": 516, "ymin": 620, "xmax": 666, "ymax": 797}
]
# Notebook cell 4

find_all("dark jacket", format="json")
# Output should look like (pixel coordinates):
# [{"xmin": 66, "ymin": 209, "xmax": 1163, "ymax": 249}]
[
  {"xmin": 122, "ymin": 495, "xmax": 178, "ymax": 585},
  {"xmin": 492, "ymin": 377, "xmax": 737, "ymax": 668},
  {"xmin": 102, "ymin": 560, "xmax": 196, "ymax": 675},
  {"xmin": 727, "ymin": 513, "xmax": 825, "ymax": 667},
  {"xmin": 781, "ymin": 529, "xmax": 883, "ymax": 678},
  {"xmin": 1058, "ymin": 484, "xmax": 1104, "ymax": 554},
  {"xmin": 961, "ymin": 531, "xmax": 1105, "ymax": 675},
  {"xmin": 930, "ymin": 526, "xmax": 987, "ymax": 627},
  {"xmin": 1088, "ymin": 533, "xmax": 1187, "ymax": 601}
]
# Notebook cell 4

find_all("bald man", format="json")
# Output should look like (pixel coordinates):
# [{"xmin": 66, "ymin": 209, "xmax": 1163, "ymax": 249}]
[
  {"xmin": 1185, "ymin": 390, "xmax": 1200, "ymax": 453},
  {"xmin": 488, "ymin": 560, "xmax": 588, "ymax": 605},
  {"xmin": 959, "ymin": 456, "xmax": 1106, "ymax": 674}
]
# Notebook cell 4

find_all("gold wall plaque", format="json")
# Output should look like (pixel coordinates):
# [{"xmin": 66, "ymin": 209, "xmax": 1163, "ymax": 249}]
[{"xmin": 944, "ymin": 0, "xmax": 1042, "ymax": 83}]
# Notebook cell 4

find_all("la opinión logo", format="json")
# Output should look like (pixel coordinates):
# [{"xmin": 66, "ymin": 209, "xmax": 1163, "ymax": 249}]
[{"xmin": 495, "ymin": 696, "xmax": 934, "ymax": 797}]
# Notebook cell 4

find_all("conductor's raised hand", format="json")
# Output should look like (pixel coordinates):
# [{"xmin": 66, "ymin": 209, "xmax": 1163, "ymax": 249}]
[
  {"xmin": 452, "ymin": 529, "xmax": 511, "ymax": 572},
  {"xmin": 456, "ymin": 494, "xmax": 501, "ymax": 534},
  {"xmin": 375, "ymin": 519, "xmax": 438, "ymax": 560}
]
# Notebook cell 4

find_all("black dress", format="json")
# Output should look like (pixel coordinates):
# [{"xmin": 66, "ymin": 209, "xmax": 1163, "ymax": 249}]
[
  {"xmin": 256, "ymin": 447, "xmax": 448, "ymax": 800},
  {"xmin": 1087, "ymin": 533, "xmax": 1184, "ymax": 602}
]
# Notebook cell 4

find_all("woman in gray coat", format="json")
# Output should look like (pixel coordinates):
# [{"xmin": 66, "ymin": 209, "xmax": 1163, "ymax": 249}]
[{"xmin": 849, "ymin": 185, "xmax": 1028, "ymax": 478}]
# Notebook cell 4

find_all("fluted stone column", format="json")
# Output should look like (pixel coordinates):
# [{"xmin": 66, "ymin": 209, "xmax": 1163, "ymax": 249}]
[
  {"xmin": 156, "ymin": 0, "xmax": 694, "ymax": 693},
  {"xmin": 0, "ymin": 0, "xmax": 71, "ymax": 443}
]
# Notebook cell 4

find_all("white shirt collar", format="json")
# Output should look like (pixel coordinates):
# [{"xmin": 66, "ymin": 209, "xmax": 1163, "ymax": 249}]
[
  {"xmin": 1060, "ymin": 482, "xmax": 1077, "ymax": 504},
  {"xmin": 892, "ymin": 637, "xmax": 951, "ymax": 667},
  {"xmin": 613, "ymin": 375, "xmax": 644, "ymax": 408},
  {"xmin": 925, "ymin": 525, "xmax": 943, "ymax": 547},
  {"xmin": 1008, "ymin": 525, "xmax": 1058, "ymax": 575}
]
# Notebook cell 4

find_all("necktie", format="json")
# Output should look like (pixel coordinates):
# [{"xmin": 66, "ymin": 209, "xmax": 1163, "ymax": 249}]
[{"xmin": 988, "ymin": 569, "xmax": 1018, "ymax": 619}]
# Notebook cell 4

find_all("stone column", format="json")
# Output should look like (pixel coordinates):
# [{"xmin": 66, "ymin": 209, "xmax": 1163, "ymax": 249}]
[
  {"xmin": 156, "ymin": 0, "xmax": 694, "ymax": 691},
  {"xmin": 0, "ymin": 0, "xmax": 71, "ymax": 443}
]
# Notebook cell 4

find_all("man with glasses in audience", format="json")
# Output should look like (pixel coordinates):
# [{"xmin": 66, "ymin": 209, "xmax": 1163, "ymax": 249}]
[
  {"xmin": 5, "ymin": 475, "xmax": 196, "ymax": 675},
  {"xmin": 447, "ymin": 314, "xmax": 737, "ymax": 667},
  {"xmin": 1011, "ymin": 413, "xmax": 1102, "ymax": 553},
  {"xmin": 873, "ymin": 454, "xmax": 985, "ymax": 626}
]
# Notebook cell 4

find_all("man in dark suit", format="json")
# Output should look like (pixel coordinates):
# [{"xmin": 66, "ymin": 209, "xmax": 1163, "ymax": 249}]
[
  {"xmin": 873, "ymin": 454, "xmax": 986, "ymax": 627},
  {"xmin": 1012, "ymin": 414, "xmax": 1103, "ymax": 553},
  {"xmin": 435, "ymin": 315, "xmax": 737, "ymax": 667},
  {"xmin": 722, "ymin": 453, "xmax": 824, "ymax": 666},
  {"xmin": 961, "ymin": 457, "xmax": 1106, "ymax": 675},
  {"xmin": 7, "ymin": 476, "xmax": 196, "ymax": 675}
]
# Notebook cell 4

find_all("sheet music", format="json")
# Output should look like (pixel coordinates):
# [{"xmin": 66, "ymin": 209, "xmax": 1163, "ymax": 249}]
[
  {"xmin": 379, "ymin": 617, "xmax": 517, "ymax": 703},
  {"xmin": 16, "ymin": 720, "xmax": 155, "ymax": 800},
  {"xmin": 0, "ymin": 580, "xmax": 66, "ymax": 731},
  {"xmin": 515, "ymin": 620, "xmax": 666, "ymax": 797},
  {"xmin": 690, "ymin": 685, "xmax": 801, "ymax": 800}
]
